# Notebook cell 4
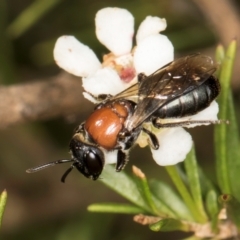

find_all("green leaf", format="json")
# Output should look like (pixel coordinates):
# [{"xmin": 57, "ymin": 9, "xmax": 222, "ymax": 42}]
[
  {"xmin": 87, "ymin": 203, "xmax": 144, "ymax": 214},
  {"xmin": 150, "ymin": 218, "xmax": 190, "ymax": 232},
  {"xmin": 219, "ymin": 194, "xmax": 240, "ymax": 228},
  {"xmin": 206, "ymin": 190, "xmax": 219, "ymax": 232},
  {"xmin": 215, "ymin": 44, "xmax": 225, "ymax": 74},
  {"xmin": 214, "ymin": 40, "xmax": 240, "ymax": 199},
  {"xmin": 132, "ymin": 166, "xmax": 176, "ymax": 217},
  {"xmin": 132, "ymin": 166, "xmax": 161, "ymax": 215},
  {"xmin": 183, "ymin": 237, "xmax": 201, "ymax": 240},
  {"xmin": 175, "ymin": 165, "xmax": 216, "ymax": 198},
  {"xmin": 184, "ymin": 147, "xmax": 208, "ymax": 222},
  {"xmin": 7, "ymin": 0, "xmax": 61, "ymax": 39},
  {"xmin": 226, "ymin": 92, "xmax": 240, "ymax": 200},
  {"xmin": 150, "ymin": 179, "xmax": 193, "ymax": 221},
  {"xmin": 0, "ymin": 1, "xmax": 16, "ymax": 84},
  {"xmin": 197, "ymin": 166, "xmax": 218, "ymax": 197},
  {"xmin": 0, "ymin": 190, "xmax": 7, "ymax": 228},
  {"xmin": 165, "ymin": 165, "xmax": 204, "ymax": 223},
  {"xmin": 100, "ymin": 165, "xmax": 152, "ymax": 213}
]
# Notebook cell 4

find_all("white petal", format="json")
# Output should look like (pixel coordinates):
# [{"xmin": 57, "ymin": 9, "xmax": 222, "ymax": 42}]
[
  {"xmin": 82, "ymin": 67, "xmax": 128, "ymax": 97},
  {"xmin": 184, "ymin": 100, "xmax": 219, "ymax": 128},
  {"xmin": 151, "ymin": 128, "xmax": 192, "ymax": 166},
  {"xmin": 136, "ymin": 16, "xmax": 167, "ymax": 43},
  {"xmin": 82, "ymin": 92, "xmax": 99, "ymax": 104},
  {"xmin": 103, "ymin": 150, "xmax": 118, "ymax": 165},
  {"xmin": 53, "ymin": 36, "xmax": 101, "ymax": 77},
  {"xmin": 95, "ymin": 7, "xmax": 134, "ymax": 56},
  {"xmin": 133, "ymin": 34, "xmax": 174, "ymax": 75}
]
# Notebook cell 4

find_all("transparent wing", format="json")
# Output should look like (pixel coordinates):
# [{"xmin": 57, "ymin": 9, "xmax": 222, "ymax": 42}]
[
  {"xmin": 109, "ymin": 81, "xmax": 139, "ymax": 102},
  {"xmin": 126, "ymin": 54, "xmax": 217, "ymax": 130}
]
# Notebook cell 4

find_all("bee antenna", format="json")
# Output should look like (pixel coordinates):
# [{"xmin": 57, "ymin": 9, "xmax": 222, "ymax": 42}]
[
  {"xmin": 26, "ymin": 159, "xmax": 74, "ymax": 173},
  {"xmin": 61, "ymin": 164, "xmax": 75, "ymax": 183}
]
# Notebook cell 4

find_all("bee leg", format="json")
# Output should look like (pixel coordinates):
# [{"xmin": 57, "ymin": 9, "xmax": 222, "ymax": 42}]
[
  {"xmin": 85, "ymin": 91, "xmax": 112, "ymax": 101},
  {"xmin": 152, "ymin": 117, "xmax": 191, "ymax": 128},
  {"xmin": 116, "ymin": 150, "xmax": 128, "ymax": 172},
  {"xmin": 152, "ymin": 117, "xmax": 225, "ymax": 128},
  {"xmin": 96, "ymin": 94, "xmax": 112, "ymax": 101},
  {"xmin": 142, "ymin": 128, "xmax": 159, "ymax": 150},
  {"xmin": 137, "ymin": 73, "xmax": 147, "ymax": 83}
]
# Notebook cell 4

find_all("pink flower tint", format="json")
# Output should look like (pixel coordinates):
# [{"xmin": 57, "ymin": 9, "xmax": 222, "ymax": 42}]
[{"xmin": 53, "ymin": 7, "xmax": 174, "ymax": 97}]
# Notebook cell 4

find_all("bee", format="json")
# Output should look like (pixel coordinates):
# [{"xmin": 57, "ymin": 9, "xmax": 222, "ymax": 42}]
[{"xmin": 26, "ymin": 54, "xmax": 221, "ymax": 182}]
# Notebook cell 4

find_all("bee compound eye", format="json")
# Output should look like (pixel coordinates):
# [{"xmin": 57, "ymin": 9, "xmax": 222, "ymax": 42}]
[{"xmin": 85, "ymin": 150, "xmax": 103, "ymax": 175}]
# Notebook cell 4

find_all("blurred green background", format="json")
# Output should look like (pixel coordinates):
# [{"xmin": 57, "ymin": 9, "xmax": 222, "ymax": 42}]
[{"xmin": 0, "ymin": 0, "xmax": 239, "ymax": 239}]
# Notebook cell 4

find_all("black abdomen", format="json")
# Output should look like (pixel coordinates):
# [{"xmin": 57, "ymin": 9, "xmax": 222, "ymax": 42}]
[{"xmin": 154, "ymin": 76, "xmax": 220, "ymax": 119}]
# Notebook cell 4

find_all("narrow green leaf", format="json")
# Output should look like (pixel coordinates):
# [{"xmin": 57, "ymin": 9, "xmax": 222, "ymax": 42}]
[
  {"xmin": 150, "ymin": 179, "xmax": 193, "ymax": 221},
  {"xmin": 215, "ymin": 45, "xmax": 225, "ymax": 68},
  {"xmin": 175, "ymin": 165, "xmax": 211, "ymax": 197},
  {"xmin": 88, "ymin": 203, "xmax": 144, "ymax": 214},
  {"xmin": 0, "ymin": 190, "xmax": 7, "ymax": 228},
  {"xmin": 226, "ymin": 92, "xmax": 240, "ymax": 200},
  {"xmin": 7, "ymin": 0, "xmax": 61, "ymax": 39},
  {"xmin": 132, "ymin": 166, "xmax": 160, "ymax": 215},
  {"xmin": 151, "ymin": 195, "xmax": 179, "ymax": 218},
  {"xmin": 150, "ymin": 218, "xmax": 190, "ymax": 232},
  {"xmin": 197, "ymin": 166, "xmax": 218, "ymax": 197},
  {"xmin": 183, "ymin": 237, "xmax": 202, "ymax": 240},
  {"xmin": 206, "ymin": 190, "xmax": 219, "ymax": 218},
  {"xmin": 214, "ymin": 40, "xmax": 239, "ymax": 198},
  {"xmin": 165, "ymin": 165, "xmax": 204, "ymax": 223},
  {"xmin": 0, "ymin": 0, "xmax": 16, "ymax": 84},
  {"xmin": 176, "ymin": 165, "xmax": 218, "ymax": 212},
  {"xmin": 219, "ymin": 194, "xmax": 240, "ymax": 228},
  {"xmin": 132, "ymin": 166, "xmax": 174, "ymax": 217},
  {"xmin": 206, "ymin": 190, "xmax": 219, "ymax": 232},
  {"xmin": 184, "ymin": 147, "xmax": 208, "ymax": 222},
  {"xmin": 100, "ymin": 165, "xmax": 152, "ymax": 213}
]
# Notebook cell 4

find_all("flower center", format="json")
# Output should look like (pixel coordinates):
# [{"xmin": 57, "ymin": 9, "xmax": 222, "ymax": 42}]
[{"xmin": 102, "ymin": 52, "xmax": 136, "ymax": 83}]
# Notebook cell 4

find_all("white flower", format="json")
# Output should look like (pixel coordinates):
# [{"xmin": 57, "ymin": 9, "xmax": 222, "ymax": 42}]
[
  {"xmin": 95, "ymin": 8, "xmax": 134, "ymax": 56},
  {"xmin": 151, "ymin": 128, "xmax": 192, "ymax": 166},
  {"xmin": 53, "ymin": 7, "xmax": 173, "ymax": 96},
  {"xmin": 53, "ymin": 7, "xmax": 218, "ymax": 168}
]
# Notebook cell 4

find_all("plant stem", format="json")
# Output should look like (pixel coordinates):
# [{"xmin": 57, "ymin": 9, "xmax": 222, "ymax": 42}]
[
  {"xmin": 0, "ymin": 190, "xmax": 7, "ymax": 228},
  {"xmin": 165, "ymin": 165, "xmax": 206, "ymax": 223}
]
